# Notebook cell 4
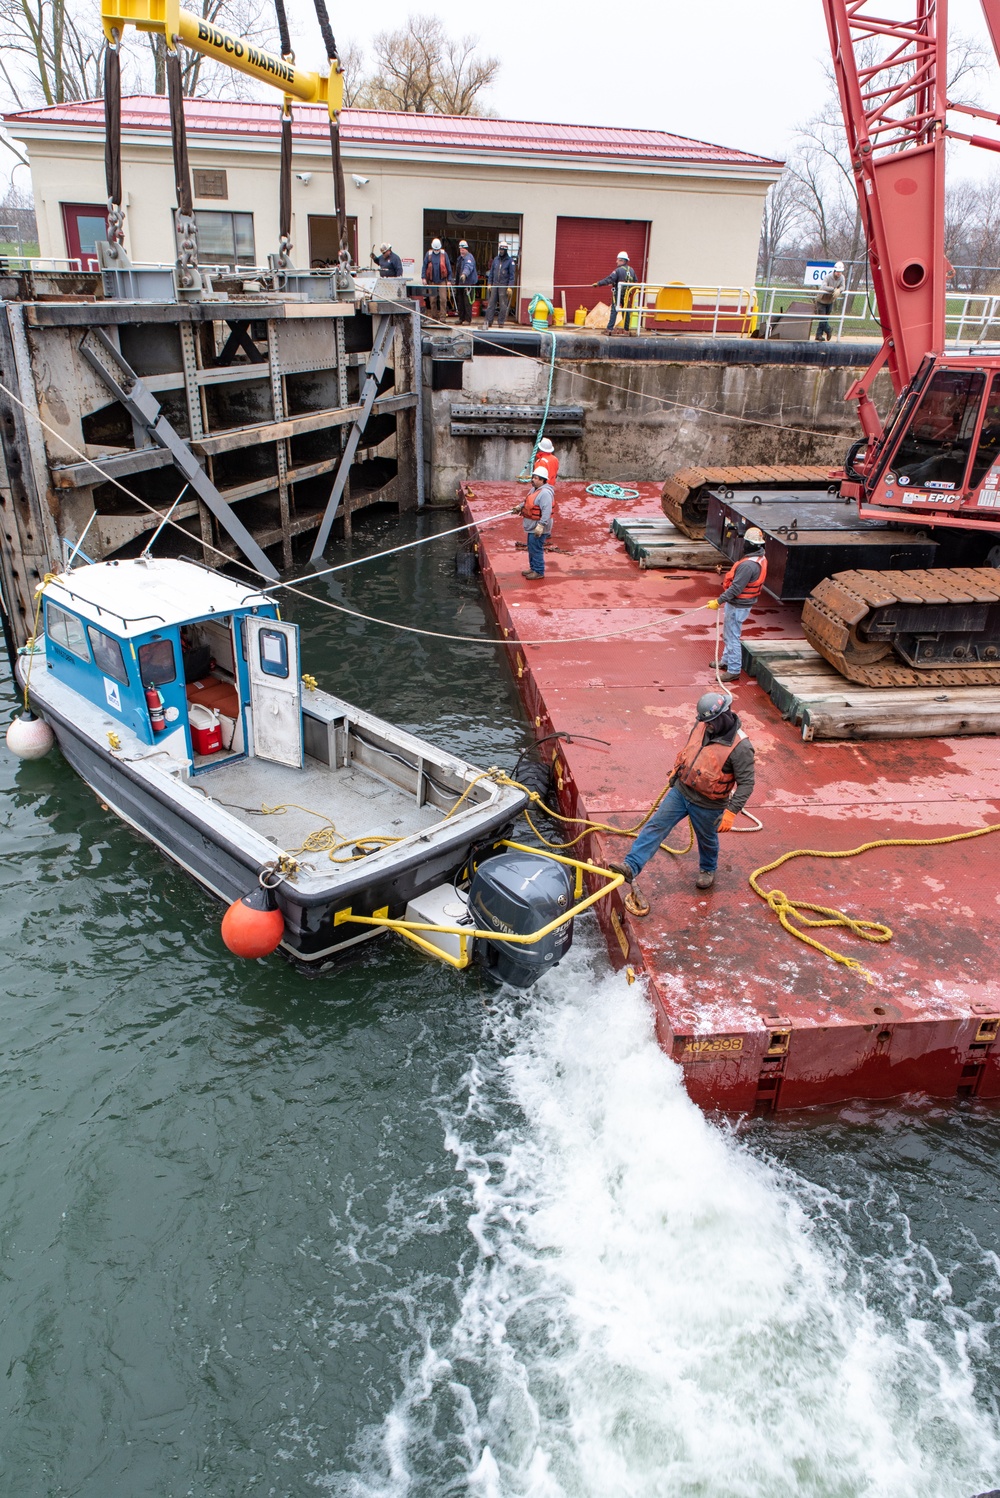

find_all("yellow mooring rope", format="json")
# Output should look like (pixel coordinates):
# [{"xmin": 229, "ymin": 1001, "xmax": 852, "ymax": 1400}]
[{"xmin": 749, "ymin": 823, "xmax": 1000, "ymax": 984}]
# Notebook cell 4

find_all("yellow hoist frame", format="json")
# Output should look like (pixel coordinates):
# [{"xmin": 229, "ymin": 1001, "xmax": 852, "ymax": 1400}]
[
  {"xmin": 332, "ymin": 841, "xmax": 624, "ymax": 971},
  {"xmin": 101, "ymin": 0, "xmax": 344, "ymax": 114}
]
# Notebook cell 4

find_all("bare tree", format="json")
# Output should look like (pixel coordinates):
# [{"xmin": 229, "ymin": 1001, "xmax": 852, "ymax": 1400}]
[
  {"xmin": 757, "ymin": 169, "xmax": 806, "ymax": 282},
  {"xmin": 354, "ymin": 14, "xmax": 498, "ymax": 116},
  {"xmin": 0, "ymin": 0, "xmax": 103, "ymax": 106},
  {"xmin": 338, "ymin": 39, "xmax": 365, "ymax": 107}
]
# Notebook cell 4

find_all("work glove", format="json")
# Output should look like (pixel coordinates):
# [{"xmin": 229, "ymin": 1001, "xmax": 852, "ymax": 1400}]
[
  {"xmin": 533, "ymin": 524, "xmax": 544, "ymax": 536},
  {"xmin": 511, "ymin": 505, "xmax": 523, "ymax": 514},
  {"xmin": 706, "ymin": 599, "xmax": 720, "ymax": 610},
  {"xmin": 719, "ymin": 809, "xmax": 736, "ymax": 832}
]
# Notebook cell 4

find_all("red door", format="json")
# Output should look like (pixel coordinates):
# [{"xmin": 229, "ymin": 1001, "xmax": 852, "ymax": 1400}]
[
  {"xmin": 553, "ymin": 217, "xmax": 650, "ymax": 316},
  {"xmin": 61, "ymin": 203, "xmax": 109, "ymax": 270}
]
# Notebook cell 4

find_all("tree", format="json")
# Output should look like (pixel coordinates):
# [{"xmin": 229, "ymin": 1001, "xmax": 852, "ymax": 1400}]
[
  {"xmin": 0, "ymin": 0, "xmax": 103, "ymax": 106},
  {"xmin": 353, "ymin": 14, "xmax": 498, "ymax": 116},
  {"xmin": 756, "ymin": 169, "xmax": 806, "ymax": 283},
  {"xmin": 145, "ymin": 0, "xmax": 278, "ymax": 97}
]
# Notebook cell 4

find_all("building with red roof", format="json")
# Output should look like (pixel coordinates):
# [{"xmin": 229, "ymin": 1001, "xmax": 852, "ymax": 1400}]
[{"xmin": 5, "ymin": 95, "xmax": 782, "ymax": 314}]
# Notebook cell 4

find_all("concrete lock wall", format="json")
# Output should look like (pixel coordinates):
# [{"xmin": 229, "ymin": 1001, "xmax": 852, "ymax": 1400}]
[{"xmin": 426, "ymin": 349, "xmax": 893, "ymax": 500}]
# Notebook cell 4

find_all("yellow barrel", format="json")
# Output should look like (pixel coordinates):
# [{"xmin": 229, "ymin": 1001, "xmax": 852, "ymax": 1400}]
[{"xmin": 553, "ymin": 307, "xmax": 566, "ymax": 326}]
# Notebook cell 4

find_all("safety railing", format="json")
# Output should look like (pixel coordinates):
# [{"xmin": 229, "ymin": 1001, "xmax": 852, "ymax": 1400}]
[
  {"xmin": 755, "ymin": 283, "xmax": 1000, "ymax": 345},
  {"xmin": 617, "ymin": 282, "xmax": 759, "ymax": 337}
]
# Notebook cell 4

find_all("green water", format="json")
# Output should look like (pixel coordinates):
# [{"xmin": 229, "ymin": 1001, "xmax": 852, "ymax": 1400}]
[{"xmin": 2, "ymin": 510, "xmax": 999, "ymax": 1498}]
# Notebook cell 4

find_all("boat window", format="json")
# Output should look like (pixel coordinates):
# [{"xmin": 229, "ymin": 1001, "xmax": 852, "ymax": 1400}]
[
  {"xmin": 889, "ymin": 368, "xmax": 985, "ymax": 488},
  {"xmin": 258, "ymin": 627, "xmax": 289, "ymax": 678},
  {"xmin": 137, "ymin": 637, "xmax": 177, "ymax": 686},
  {"xmin": 46, "ymin": 602, "xmax": 90, "ymax": 660},
  {"xmin": 969, "ymin": 375, "xmax": 1000, "ymax": 487},
  {"xmin": 87, "ymin": 625, "xmax": 129, "ymax": 684}
]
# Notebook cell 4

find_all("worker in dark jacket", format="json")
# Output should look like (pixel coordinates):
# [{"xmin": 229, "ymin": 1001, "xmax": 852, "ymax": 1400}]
[
  {"xmin": 422, "ymin": 238, "xmax": 452, "ymax": 320},
  {"xmin": 375, "ymin": 242, "xmax": 403, "ymax": 277},
  {"xmin": 454, "ymin": 239, "xmax": 478, "ymax": 324},
  {"xmin": 609, "ymin": 690, "xmax": 755, "ymax": 900},
  {"xmin": 595, "ymin": 251, "xmax": 638, "ymax": 331},
  {"xmin": 485, "ymin": 244, "xmax": 516, "ymax": 328},
  {"xmin": 707, "ymin": 526, "xmax": 767, "ymax": 683}
]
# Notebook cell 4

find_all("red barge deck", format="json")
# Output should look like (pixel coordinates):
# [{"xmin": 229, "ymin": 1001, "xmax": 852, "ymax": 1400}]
[{"xmin": 462, "ymin": 481, "xmax": 1000, "ymax": 1113}]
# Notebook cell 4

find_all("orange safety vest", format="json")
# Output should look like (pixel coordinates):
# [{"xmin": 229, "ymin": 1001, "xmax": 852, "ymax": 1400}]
[
  {"xmin": 674, "ymin": 721, "xmax": 746, "ymax": 800},
  {"xmin": 535, "ymin": 453, "xmax": 559, "ymax": 483},
  {"xmin": 722, "ymin": 554, "xmax": 767, "ymax": 604},
  {"xmin": 523, "ymin": 486, "xmax": 555, "ymax": 522}
]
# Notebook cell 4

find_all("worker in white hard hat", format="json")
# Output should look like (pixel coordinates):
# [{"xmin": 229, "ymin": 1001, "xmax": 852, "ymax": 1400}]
[
  {"xmin": 533, "ymin": 437, "xmax": 558, "ymax": 484},
  {"xmin": 512, "ymin": 467, "xmax": 555, "ymax": 579},
  {"xmin": 375, "ymin": 242, "xmax": 403, "ymax": 277},
  {"xmin": 454, "ymin": 239, "xmax": 478, "ymax": 325},
  {"xmin": 705, "ymin": 526, "xmax": 767, "ymax": 683},
  {"xmin": 422, "ymin": 236, "xmax": 453, "ymax": 321},
  {"xmin": 815, "ymin": 260, "xmax": 847, "ymax": 341},
  {"xmin": 594, "ymin": 250, "xmax": 638, "ymax": 332}
]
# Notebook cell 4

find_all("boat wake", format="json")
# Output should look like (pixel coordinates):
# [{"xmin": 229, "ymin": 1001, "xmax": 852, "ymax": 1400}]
[{"xmin": 319, "ymin": 937, "xmax": 1000, "ymax": 1498}]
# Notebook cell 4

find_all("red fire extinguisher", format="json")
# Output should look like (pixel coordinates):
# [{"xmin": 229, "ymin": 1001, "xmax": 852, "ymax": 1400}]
[{"xmin": 145, "ymin": 683, "xmax": 166, "ymax": 734}]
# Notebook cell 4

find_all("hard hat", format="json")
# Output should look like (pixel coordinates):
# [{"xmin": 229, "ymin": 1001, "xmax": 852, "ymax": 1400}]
[
  {"xmin": 459, "ymin": 239, "xmax": 469, "ymax": 248},
  {"xmin": 380, "ymin": 241, "xmax": 391, "ymax": 251},
  {"xmin": 696, "ymin": 689, "xmax": 733, "ymax": 723},
  {"xmin": 617, "ymin": 251, "xmax": 630, "ymax": 261},
  {"xmin": 499, "ymin": 243, "xmax": 509, "ymax": 251},
  {"xmin": 538, "ymin": 438, "xmax": 554, "ymax": 453},
  {"xmin": 743, "ymin": 526, "xmax": 765, "ymax": 546},
  {"xmin": 431, "ymin": 238, "xmax": 442, "ymax": 250},
  {"xmin": 532, "ymin": 466, "xmax": 549, "ymax": 480},
  {"xmin": 834, "ymin": 260, "xmax": 845, "ymax": 272}
]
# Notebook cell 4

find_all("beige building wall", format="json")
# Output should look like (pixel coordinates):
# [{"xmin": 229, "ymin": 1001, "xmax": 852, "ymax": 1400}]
[{"xmin": 14, "ymin": 125, "xmax": 776, "ymax": 295}]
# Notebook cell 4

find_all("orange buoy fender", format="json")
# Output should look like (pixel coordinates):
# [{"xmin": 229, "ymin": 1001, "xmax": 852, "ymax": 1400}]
[{"xmin": 221, "ymin": 884, "xmax": 285, "ymax": 958}]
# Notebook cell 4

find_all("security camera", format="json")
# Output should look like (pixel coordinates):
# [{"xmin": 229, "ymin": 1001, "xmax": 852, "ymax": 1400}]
[
  {"xmin": 352, "ymin": 175, "xmax": 370, "ymax": 187},
  {"xmin": 295, "ymin": 172, "xmax": 312, "ymax": 184}
]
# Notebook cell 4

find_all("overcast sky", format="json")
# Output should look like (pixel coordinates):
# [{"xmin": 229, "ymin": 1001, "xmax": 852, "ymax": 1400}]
[{"xmin": 289, "ymin": 0, "xmax": 1000, "ymax": 176}]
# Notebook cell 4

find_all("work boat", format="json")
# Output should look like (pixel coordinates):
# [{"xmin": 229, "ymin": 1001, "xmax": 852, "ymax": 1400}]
[{"xmin": 14, "ymin": 557, "xmax": 535, "ymax": 970}]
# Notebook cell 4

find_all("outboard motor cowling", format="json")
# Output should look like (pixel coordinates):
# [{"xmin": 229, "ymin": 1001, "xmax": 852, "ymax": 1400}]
[{"xmin": 469, "ymin": 851, "xmax": 574, "ymax": 988}]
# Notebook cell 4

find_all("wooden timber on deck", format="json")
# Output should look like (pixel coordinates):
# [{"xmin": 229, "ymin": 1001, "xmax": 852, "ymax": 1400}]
[
  {"xmin": 743, "ymin": 637, "xmax": 1000, "ymax": 741},
  {"xmin": 610, "ymin": 514, "xmax": 725, "ymax": 570}
]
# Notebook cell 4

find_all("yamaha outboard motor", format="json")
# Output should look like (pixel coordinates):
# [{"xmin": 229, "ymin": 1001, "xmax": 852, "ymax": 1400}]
[{"xmin": 469, "ymin": 850, "xmax": 574, "ymax": 989}]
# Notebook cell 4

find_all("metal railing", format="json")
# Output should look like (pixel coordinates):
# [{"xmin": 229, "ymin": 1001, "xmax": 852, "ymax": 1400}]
[{"xmin": 616, "ymin": 282, "xmax": 759, "ymax": 336}]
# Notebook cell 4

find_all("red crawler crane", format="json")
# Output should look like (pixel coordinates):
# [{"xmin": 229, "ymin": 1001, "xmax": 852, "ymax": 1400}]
[{"xmin": 708, "ymin": 0, "xmax": 1000, "ymax": 685}]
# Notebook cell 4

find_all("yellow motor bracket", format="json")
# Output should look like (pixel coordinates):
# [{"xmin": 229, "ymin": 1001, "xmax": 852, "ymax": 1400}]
[{"xmin": 333, "ymin": 841, "xmax": 625, "ymax": 971}]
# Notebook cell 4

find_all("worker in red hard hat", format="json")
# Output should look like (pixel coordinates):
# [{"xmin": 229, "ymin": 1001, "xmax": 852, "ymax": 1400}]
[
  {"xmin": 608, "ymin": 690, "xmax": 755, "ymax": 901},
  {"xmin": 594, "ymin": 250, "xmax": 638, "ymax": 332},
  {"xmin": 706, "ymin": 526, "xmax": 767, "ymax": 683},
  {"xmin": 513, "ymin": 467, "xmax": 555, "ymax": 579}
]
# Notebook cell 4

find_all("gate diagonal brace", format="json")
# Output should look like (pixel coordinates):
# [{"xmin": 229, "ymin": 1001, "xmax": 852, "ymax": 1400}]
[
  {"xmin": 309, "ymin": 314, "xmax": 396, "ymax": 563},
  {"xmin": 80, "ymin": 328, "xmax": 279, "ymax": 580}
]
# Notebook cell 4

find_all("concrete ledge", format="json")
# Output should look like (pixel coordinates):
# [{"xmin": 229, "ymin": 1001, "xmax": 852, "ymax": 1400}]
[{"xmin": 422, "ymin": 327, "xmax": 881, "ymax": 367}]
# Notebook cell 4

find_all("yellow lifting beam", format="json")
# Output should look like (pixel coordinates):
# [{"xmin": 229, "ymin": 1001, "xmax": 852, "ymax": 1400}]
[{"xmin": 101, "ymin": 0, "xmax": 344, "ymax": 115}]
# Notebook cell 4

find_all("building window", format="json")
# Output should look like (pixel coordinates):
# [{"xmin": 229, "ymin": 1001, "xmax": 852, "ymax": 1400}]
[
  {"xmin": 193, "ymin": 210, "xmax": 255, "ymax": 267},
  {"xmin": 193, "ymin": 168, "xmax": 228, "ymax": 200}
]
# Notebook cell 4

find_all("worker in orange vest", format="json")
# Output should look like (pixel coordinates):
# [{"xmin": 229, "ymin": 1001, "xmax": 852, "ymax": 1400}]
[
  {"xmin": 609, "ymin": 690, "xmax": 755, "ymax": 899},
  {"xmin": 707, "ymin": 525, "xmax": 767, "ymax": 683},
  {"xmin": 533, "ymin": 438, "xmax": 558, "ymax": 483}
]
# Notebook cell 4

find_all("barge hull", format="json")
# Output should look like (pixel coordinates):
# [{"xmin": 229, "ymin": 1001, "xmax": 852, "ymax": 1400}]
[{"xmin": 462, "ymin": 481, "xmax": 1000, "ymax": 1113}]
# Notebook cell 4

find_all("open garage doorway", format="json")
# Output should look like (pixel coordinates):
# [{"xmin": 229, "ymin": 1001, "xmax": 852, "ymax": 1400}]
[
  {"xmin": 421, "ymin": 210, "xmax": 522, "ymax": 321},
  {"xmin": 308, "ymin": 215, "xmax": 358, "ymax": 267}
]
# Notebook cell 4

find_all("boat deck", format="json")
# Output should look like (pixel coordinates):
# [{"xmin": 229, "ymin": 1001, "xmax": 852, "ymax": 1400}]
[
  {"xmin": 462, "ymin": 480, "xmax": 1000, "ymax": 1113},
  {"xmin": 198, "ymin": 756, "xmax": 441, "ymax": 871}
]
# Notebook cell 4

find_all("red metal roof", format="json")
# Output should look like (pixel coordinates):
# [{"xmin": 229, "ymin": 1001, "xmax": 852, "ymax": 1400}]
[{"xmin": 3, "ymin": 95, "xmax": 782, "ymax": 168}]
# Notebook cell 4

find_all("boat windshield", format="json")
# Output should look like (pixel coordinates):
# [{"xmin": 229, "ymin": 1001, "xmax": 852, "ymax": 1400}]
[{"xmin": 889, "ymin": 368, "xmax": 985, "ymax": 488}]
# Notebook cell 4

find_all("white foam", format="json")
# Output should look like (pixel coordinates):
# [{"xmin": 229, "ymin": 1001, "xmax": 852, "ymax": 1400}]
[{"xmin": 324, "ymin": 936, "xmax": 1000, "ymax": 1498}]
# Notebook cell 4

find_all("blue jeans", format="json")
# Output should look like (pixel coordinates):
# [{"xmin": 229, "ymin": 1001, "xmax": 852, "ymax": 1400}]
[
  {"xmin": 722, "ymin": 603, "xmax": 752, "ymax": 674},
  {"xmin": 623, "ymin": 782, "xmax": 724, "ymax": 876},
  {"xmin": 526, "ymin": 529, "xmax": 546, "ymax": 574}
]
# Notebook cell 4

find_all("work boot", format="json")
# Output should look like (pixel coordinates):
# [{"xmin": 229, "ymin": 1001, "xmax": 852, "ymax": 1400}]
[
  {"xmin": 522, "ymin": 570, "xmax": 544, "ymax": 580},
  {"xmin": 696, "ymin": 871, "xmax": 715, "ymax": 889},
  {"xmin": 720, "ymin": 671, "xmax": 741, "ymax": 683},
  {"xmin": 607, "ymin": 861, "xmax": 634, "ymax": 883}
]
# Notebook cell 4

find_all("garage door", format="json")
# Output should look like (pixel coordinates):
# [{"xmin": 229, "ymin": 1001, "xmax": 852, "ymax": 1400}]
[{"xmin": 553, "ymin": 217, "xmax": 650, "ymax": 316}]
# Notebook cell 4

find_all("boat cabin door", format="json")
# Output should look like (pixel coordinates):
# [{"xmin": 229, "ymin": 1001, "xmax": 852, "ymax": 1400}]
[{"xmin": 245, "ymin": 617, "xmax": 303, "ymax": 768}]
